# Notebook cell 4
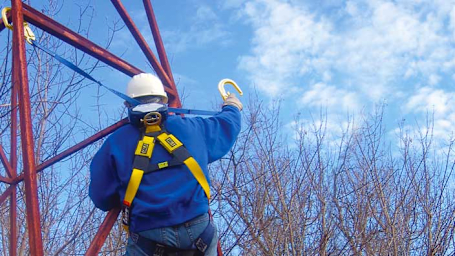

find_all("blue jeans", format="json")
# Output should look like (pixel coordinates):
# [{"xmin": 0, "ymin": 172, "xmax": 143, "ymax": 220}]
[{"xmin": 125, "ymin": 213, "xmax": 218, "ymax": 256}]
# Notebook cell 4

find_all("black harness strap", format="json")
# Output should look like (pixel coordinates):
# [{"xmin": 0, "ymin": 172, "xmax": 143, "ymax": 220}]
[{"xmin": 145, "ymin": 146, "xmax": 192, "ymax": 174}]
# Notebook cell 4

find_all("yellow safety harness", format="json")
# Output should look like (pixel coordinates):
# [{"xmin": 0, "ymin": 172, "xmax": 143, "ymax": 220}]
[{"xmin": 121, "ymin": 112, "xmax": 210, "ymax": 231}]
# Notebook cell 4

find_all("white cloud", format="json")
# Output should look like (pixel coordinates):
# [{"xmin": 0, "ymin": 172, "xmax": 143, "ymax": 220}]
[
  {"xmin": 404, "ymin": 86, "xmax": 455, "ymax": 141},
  {"xmin": 238, "ymin": 0, "xmax": 333, "ymax": 95},
  {"xmin": 286, "ymin": 113, "xmax": 357, "ymax": 150},
  {"xmin": 236, "ymin": 0, "xmax": 455, "ymax": 111},
  {"xmin": 345, "ymin": 1, "xmax": 359, "ymax": 16},
  {"xmin": 429, "ymin": 74, "xmax": 441, "ymax": 86},
  {"xmin": 301, "ymin": 82, "xmax": 359, "ymax": 111},
  {"xmin": 162, "ymin": 5, "xmax": 231, "ymax": 53},
  {"xmin": 405, "ymin": 87, "xmax": 453, "ymax": 116},
  {"xmin": 196, "ymin": 5, "xmax": 218, "ymax": 21},
  {"xmin": 450, "ymin": 6, "xmax": 455, "ymax": 41}
]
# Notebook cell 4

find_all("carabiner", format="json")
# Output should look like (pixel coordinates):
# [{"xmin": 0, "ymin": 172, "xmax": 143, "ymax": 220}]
[
  {"xmin": 1, "ymin": 7, "xmax": 13, "ymax": 30},
  {"xmin": 1, "ymin": 7, "xmax": 36, "ymax": 44},
  {"xmin": 218, "ymin": 79, "xmax": 243, "ymax": 101}
]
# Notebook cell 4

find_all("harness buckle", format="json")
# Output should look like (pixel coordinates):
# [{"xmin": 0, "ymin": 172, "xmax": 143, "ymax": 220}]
[
  {"xmin": 153, "ymin": 245, "xmax": 166, "ymax": 256},
  {"xmin": 195, "ymin": 237, "xmax": 208, "ymax": 252}
]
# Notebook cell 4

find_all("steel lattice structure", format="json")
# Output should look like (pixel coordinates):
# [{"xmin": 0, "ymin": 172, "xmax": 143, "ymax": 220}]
[{"xmin": 0, "ymin": 1, "xmax": 209, "ymax": 255}]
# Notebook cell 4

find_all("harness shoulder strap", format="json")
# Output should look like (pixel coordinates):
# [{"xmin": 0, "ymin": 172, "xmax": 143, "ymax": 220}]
[
  {"xmin": 155, "ymin": 132, "xmax": 211, "ymax": 200},
  {"xmin": 122, "ymin": 125, "xmax": 161, "ymax": 231}
]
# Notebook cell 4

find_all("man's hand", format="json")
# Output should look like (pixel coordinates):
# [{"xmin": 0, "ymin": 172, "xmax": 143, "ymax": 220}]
[{"xmin": 223, "ymin": 94, "xmax": 243, "ymax": 111}]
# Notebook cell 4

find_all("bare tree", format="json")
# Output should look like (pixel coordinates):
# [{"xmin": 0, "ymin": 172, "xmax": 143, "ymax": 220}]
[{"xmin": 211, "ymin": 98, "xmax": 455, "ymax": 256}]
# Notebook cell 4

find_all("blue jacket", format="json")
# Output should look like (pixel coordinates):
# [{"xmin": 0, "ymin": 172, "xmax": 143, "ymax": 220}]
[{"xmin": 89, "ymin": 105, "xmax": 241, "ymax": 232}]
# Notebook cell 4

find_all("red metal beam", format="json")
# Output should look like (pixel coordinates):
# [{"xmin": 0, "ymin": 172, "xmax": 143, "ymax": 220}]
[
  {"xmin": 35, "ymin": 118, "xmax": 128, "ymax": 171},
  {"xmin": 21, "ymin": 4, "xmax": 143, "ymax": 77},
  {"xmin": 142, "ymin": 0, "xmax": 174, "ymax": 79},
  {"xmin": 0, "ymin": 175, "xmax": 12, "ymax": 184},
  {"xmin": 0, "ymin": 186, "xmax": 13, "ymax": 206},
  {"xmin": 142, "ymin": 0, "xmax": 181, "ymax": 108},
  {"xmin": 11, "ymin": 65, "xmax": 18, "ymax": 176},
  {"xmin": 85, "ymin": 208, "xmax": 121, "ymax": 255},
  {"xmin": 10, "ymin": 186, "xmax": 17, "ymax": 256},
  {"xmin": 12, "ymin": 119, "xmax": 128, "ymax": 185},
  {"xmin": 10, "ymin": 48, "xmax": 19, "ymax": 256},
  {"xmin": 11, "ymin": 0, "xmax": 44, "ymax": 254},
  {"xmin": 0, "ymin": 146, "xmax": 13, "ymax": 178},
  {"xmin": 110, "ymin": 0, "xmax": 180, "ymax": 106}
]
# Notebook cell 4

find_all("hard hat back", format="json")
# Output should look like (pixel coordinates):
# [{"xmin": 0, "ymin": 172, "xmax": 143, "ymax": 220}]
[{"xmin": 126, "ymin": 73, "xmax": 168, "ymax": 103}]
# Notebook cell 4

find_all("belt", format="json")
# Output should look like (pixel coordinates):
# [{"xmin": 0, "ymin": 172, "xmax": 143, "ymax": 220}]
[{"xmin": 130, "ymin": 218, "xmax": 215, "ymax": 256}]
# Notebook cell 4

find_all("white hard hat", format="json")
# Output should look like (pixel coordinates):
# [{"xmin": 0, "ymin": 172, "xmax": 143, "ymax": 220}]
[{"xmin": 126, "ymin": 73, "xmax": 168, "ymax": 103}]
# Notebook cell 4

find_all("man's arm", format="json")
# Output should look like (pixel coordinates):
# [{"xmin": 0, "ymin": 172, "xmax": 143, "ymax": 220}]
[
  {"xmin": 89, "ymin": 140, "xmax": 121, "ymax": 211},
  {"xmin": 200, "ymin": 95, "xmax": 242, "ymax": 163}
]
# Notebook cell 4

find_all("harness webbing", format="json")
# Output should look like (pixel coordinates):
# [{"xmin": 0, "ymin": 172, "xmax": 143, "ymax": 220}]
[
  {"xmin": 183, "ymin": 157, "xmax": 210, "ymax": 199},
  {"xmin": 155, "ymin": 132, "xmax": 210, "ymax": 199},
  {"xmin": 122, "ymin": 124, "xmax": 210, "ymax": 231},
  {"xmin": 124, "ymin": 169, "xmax": 144, "ymax": 207}
]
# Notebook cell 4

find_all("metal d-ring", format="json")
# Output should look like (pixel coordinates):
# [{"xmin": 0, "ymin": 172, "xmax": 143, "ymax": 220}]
[{"xmin": 143, "ymin": 112, "xmax": 162, "ymax": 126}]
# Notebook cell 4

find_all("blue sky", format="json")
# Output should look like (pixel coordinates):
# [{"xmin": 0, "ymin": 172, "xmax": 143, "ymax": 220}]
[
  {"xmin": 3, "ymin": 0, "xmax": 455, "ymax": 149},
  {"xmin": 116, "ymin": 0, "xmax": 455, "ymax": 149}
]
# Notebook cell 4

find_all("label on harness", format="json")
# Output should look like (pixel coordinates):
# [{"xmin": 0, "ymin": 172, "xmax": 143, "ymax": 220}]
[
  {"xmin": 157, "ymin": 133, "xmax": 183, "ymax": 153},
  {"xmin": 158, "ymin": 161, "xmax": 169, "ymax": 169},
  {"xmin": 140, "ymin": 144, "xmax": 149, "ymax": 154},
  {"xmin": 135, "ymin": 136, "xmax": 154, "ymax": 157},
  {"xmin": 165, "ymin": 137, "xmax": 177, "ymax": 147}
]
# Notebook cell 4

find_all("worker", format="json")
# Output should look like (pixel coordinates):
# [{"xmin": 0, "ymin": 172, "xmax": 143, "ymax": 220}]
[{"xmin": 89, "ymin": 73, "xmax": 242, "ymax": 256}]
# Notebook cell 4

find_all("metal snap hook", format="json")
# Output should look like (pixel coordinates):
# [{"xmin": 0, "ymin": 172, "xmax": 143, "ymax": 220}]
[
  {"xmin": 2, "ymin": 7, "xmax": 36, "ymax": 44},
  {"xmin": 218, "ymin": 79, "xmax": 243, "ymax": 101}
]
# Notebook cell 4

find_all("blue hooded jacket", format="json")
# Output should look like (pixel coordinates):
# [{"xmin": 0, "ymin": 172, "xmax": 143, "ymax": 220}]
[{"xmin": 89, "ymin": 105, "xmax": 241, "ymax": 232}]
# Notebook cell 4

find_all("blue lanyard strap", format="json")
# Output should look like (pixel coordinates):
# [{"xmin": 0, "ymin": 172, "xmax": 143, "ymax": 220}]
[
  {"xmin": 31, "ymin": 41, "xmax": 217, "ymax": 115},
  {"xmin": 31, "ymin": 40, "xmax": 142, "ymax": 107},
  {"xmin": 168, "ymin": 108, "xmax": 218, "ymax": 116}
]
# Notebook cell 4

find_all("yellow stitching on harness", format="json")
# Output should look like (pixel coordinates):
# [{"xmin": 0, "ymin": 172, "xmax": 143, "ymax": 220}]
[
  {"xmin": 184, "ymin": 157, "xmax": 210, "ymax": 200},
  {"xmin": 157, "ymin": 133, "xmax": 182, "ymax": 153},
  {"xmin": 124, "ymin": 168, "xmax": 144, "ymax": 206},
  {"xmin": 134, "ymin": 136, "xmax": 154, "ymax": 157}
]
